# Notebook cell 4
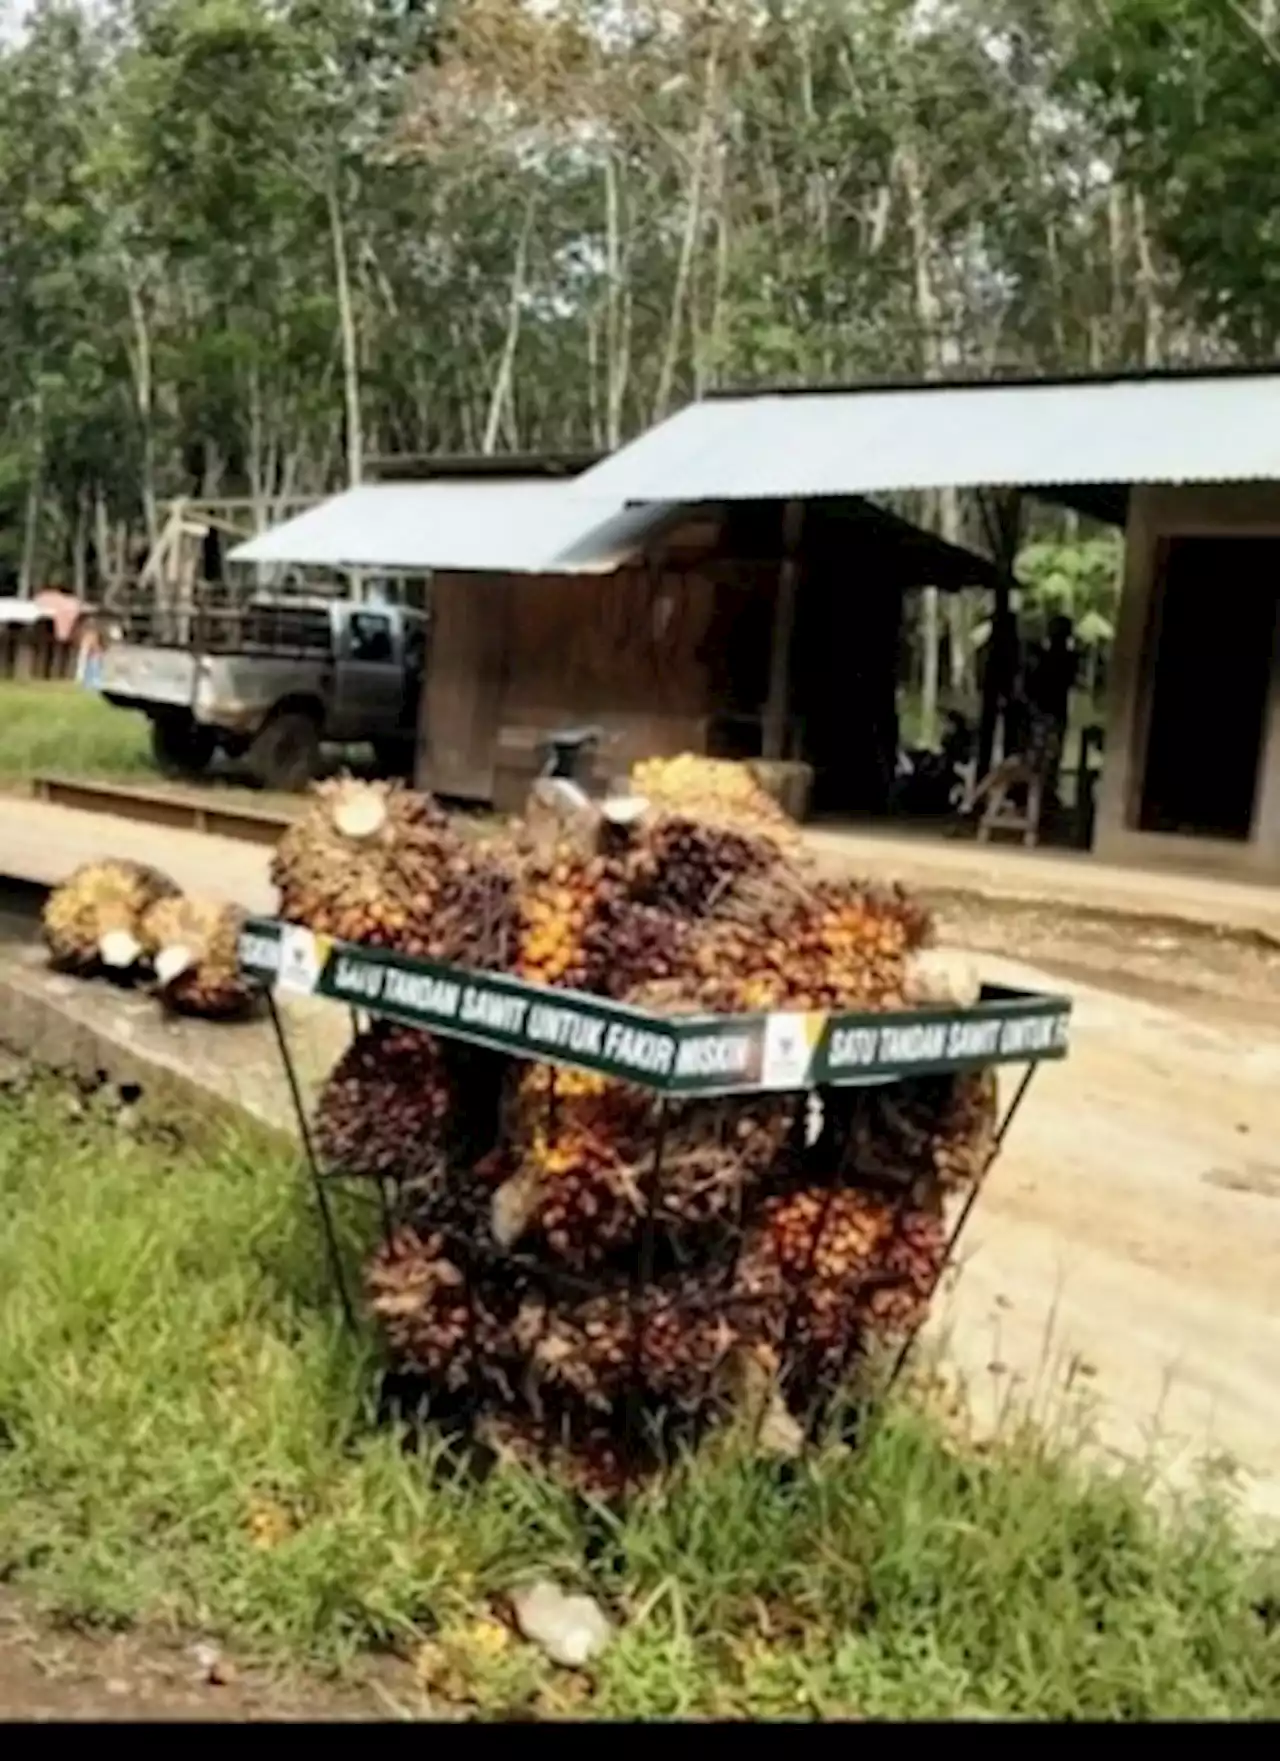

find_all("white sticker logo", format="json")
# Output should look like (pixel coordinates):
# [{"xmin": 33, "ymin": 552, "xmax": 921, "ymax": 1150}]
[
  {"xmin": 761, "ymin": 1011, "xmax": 825, "ymax": 1090},
  {"xmin": 277, "ymin": 925, "xmax": 322, "ymax": 996}
]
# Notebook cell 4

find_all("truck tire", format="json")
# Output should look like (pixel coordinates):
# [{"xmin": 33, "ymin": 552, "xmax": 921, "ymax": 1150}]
[
  {"xmin": 246, "ymin": 710, "xmax": 321, "ymax": 792},
  {"xmin": 150, "ymin": 714, "xmax": 217, "ymax": 780}
]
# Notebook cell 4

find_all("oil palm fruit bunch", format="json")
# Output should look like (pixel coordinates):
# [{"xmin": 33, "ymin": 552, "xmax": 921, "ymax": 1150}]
[
  {"xmin": 840, "ymin": 1069, "xmax": 998, "ymax": 1197},
  {"xmin": 493, "ymin": 1064, "xmax": 792, "ymax": 1265},
  {"xmin": 624, "ymin": 813, "xmax": 783, "ymax": 919},
  {"xmin": 631, "ymin": 753, "xmax": 797, "ymax": 843},
  {"xmin": 854, "ymin": 1209, "xmax": 948, "ymax": 1341},
  {"xmin": 43, "ymin": 858, "xmax": 180, "ymax": 975},
  {"xmin": 365, "ymin": 1227, "xmax": 520, "ymax": 1395},
  {"xmin": 804, "ymin": 878, "xmax": 934, "ymax": 1009},
  {"xmin": 685, "ymin": 872, "xmax": 934, "ymax": 1014},
  {"xmin": 578, "ymin": 895, "xmax": 690, "ymax": 1000},
  {"xmin": 138, "ymin": 894, "xmax": 257, "ymax": 1019},
  {"xmin": 513, "ymin": 1275, "xmax": 739, "ymax": 1412},
  {"xmin": 735, "ymin": 1189, "xmax": 897, "ymax": 1374},
  {"xmin": 513, "ymin": 843, "xmax": 623, "ymax": 990},
  {"xmin": 475, "ymin": 1411, "xmax": 637, "ymax": 1501},
  {"xmin": 271, "ymin": 776, "xmax": 460, "ymax": 952},
  {"xmin": 654, "ymin": 1095, "xmax": 794, "ymax": 1230},
  {"xmin": 315, "ymin": 1022, "xmax": 456, "ymax": 1184},
  {"xmin": 489, "ymin": 1065, "xmax": 648, "ymax": 1266},
  {"xmin": 424, "ymin": 840, "xmax": 519, "ymax": 971}
]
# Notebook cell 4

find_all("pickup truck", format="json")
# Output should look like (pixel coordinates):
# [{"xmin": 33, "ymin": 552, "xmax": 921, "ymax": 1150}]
[{"xmin": 98, "ymin": 594, "xmax": 427, "ymax": 790}]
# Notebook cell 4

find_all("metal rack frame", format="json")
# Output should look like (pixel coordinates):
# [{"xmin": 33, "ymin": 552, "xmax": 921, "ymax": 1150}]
[{"xmin": 246, "ymin": 918, "xmax": 1070, "ymax": 1476}]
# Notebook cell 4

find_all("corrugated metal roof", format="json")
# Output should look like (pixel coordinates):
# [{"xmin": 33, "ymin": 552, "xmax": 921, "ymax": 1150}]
[
  {"xmin": 227, "ymin": 480, "xmax": 682, "ymax": 574},
  {"xmin": 570, "ymin": 372, "xmax": 1280, "ymax": 505}
]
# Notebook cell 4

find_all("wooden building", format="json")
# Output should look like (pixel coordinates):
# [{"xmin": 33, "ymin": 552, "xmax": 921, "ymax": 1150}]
[
  {"xmin": 424, "ymin": 498, "xmax": 994, "ymax": 811},
  {"xmin": 1093, "ymin": 483, "xmax": 1280, "ymax": 875},
  {"xmin": 570, "ymin": 367, "xmax": 1280, "ymax": 880},
  {"xmin": 231, "ymin": 471, "xmax": 995, "ymax": 815},
  {"xmin": 233, "ymin": 367, "xmax": 1280, "ymax": 879}
]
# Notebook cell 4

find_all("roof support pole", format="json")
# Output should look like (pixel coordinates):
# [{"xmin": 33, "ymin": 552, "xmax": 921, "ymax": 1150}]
[
  {"xmin": 976, "ymin": 489, "xmax": 1024, "ymax": 784},
  {"xmin": 763, "ymin": 498, "xmax": 805, "ymax": 762}
]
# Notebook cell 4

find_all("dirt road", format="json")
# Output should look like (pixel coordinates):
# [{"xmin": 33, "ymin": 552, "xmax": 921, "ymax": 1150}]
[{"xmin": 933, "ymin": 928, "xmax": 1280, "ymax": 1521}]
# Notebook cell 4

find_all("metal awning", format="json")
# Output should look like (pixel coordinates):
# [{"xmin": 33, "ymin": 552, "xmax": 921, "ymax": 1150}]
[
  {"xmin": 227, "ymin": 479, "xmax": 684, "ymax": 575},
  {"xmin": 569, "ymin": 369, "xmax": 1280, "ymax": 514},
  {"xmin": 227, "ymin": 475, "xmax": 996, "ymax": 585}
]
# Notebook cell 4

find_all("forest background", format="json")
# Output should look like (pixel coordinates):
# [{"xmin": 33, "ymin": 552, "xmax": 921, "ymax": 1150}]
[{"xmin": 0, "ymin": 0, "xmax": 1273, "ymax": 736}]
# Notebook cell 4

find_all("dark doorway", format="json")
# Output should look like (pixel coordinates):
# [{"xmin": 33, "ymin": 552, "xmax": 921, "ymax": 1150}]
[
  {"xmin": 1139, "ymin": 536, "xmax": 1278, "ymax": 840},
  {"xmin": 790, "ymin": 505, "xmax": 905, "ymax": 816}
]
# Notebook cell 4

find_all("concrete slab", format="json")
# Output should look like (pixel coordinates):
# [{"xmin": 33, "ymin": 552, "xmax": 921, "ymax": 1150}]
[
  {"xmin": 0, "ymin": 797, "xmax": 274, "ymax": 912},
  {"xmin": 0, "ymin": 940, "xmax": 346, "ymax": 1141}
]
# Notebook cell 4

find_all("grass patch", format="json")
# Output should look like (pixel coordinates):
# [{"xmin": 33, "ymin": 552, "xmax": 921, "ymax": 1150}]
[
  {"xmin": 0, "ymin": 1077, "xmax": 1274, "ymax": 1718},
  {"xmin": 0, "ymin": 682, "xmax": 152, "ymax": 785}
]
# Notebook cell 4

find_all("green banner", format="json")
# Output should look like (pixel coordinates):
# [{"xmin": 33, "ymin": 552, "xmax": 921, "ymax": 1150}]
[{"xmin": 239, "ymin": 918, "xmax": 1071, "ymax": 1097}]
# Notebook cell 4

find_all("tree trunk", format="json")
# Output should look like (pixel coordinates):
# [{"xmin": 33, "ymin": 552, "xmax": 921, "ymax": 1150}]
[
  {"xmin": 919, "ymin": 587, "xmax": 940, "ymax": 748},
  {"xmin": 1107, "ymin": 182, "xmax": 1126, "ymax": 359},
  {"xmin": 652, "ymin": 38, "xmax": 719, "ymax": 422},
  {"xmin": 482, "ymin": 197, "xmax": 535, "ymax": 456},
  {"xmin": 18, "ymin": 389, "xmax": 44, "ymax": 599},
  {"xmin": 603, "ymin": 153, "xmax": 627, "ymax": 449},
  {"xmin": 1132, "ymin": 189, "xmax": 1165, "ymax": 367},
  {"xmin": 94, "ymin": 490, "xmax": 113, "ymax": 604},
  {"xmin": 123, "ymin": 263, "xmax": 159, "ymax": 548},
  {"xmin": 71, "ymin": 488, "xmax": 89, "ymax": 599},
  {"xmin": 328, "ymin": 176, "xmax": 363, "ymax": 488},
  {"xmin": 763, "ymin": 500, "xmax": 804, "ymax": 762},
  {"xmin": 900, "ymin": 141, "xmax": 944, "ymax": 747}
]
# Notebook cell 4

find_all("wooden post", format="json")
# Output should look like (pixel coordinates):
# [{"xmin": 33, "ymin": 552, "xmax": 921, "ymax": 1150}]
[
  {"xmin": 762, "ymin": 499, "xmax": 805, "ymax": 762},
  {"xmin": 976, "ymin": 489, "xmax": 1024, "ymax": 785}
]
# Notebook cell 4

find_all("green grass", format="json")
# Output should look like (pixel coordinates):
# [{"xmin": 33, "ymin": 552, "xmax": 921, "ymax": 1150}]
[
  {"xmin": 0, "ymin": 1079, "xmax": 1275, "ymax": 1719},
  {"xmin": 0, "ymin": 681, "xmax": 152, "ymax": 785}
]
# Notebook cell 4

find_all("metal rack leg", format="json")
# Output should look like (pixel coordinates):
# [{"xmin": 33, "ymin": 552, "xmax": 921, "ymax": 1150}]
[
  {"xmin": 878, "ymin": 1060, "xmax": 1041, "ymax": 1408},
  {"xmin": 267, "ymin": 991, "xmax": 356, "ymax": 1330},
  {"xmin": 625, "ymin": 1097, "xmax": 668, "ymax": 1474}
]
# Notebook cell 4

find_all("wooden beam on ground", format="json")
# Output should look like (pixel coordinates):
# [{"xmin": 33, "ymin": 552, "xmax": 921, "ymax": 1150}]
[{"xmin": 28, "ymin": 776, "xmax": 294, "ymax": 845}]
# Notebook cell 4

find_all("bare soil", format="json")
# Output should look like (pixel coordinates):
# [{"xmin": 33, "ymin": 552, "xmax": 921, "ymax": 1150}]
[
  {"xmin": 0, "ymin": 1591, "xmax": 425, "ymax": 1722},
  {"xmin": 930, "ymin": 896, "xmax": 1280, "ymax": 1522}
]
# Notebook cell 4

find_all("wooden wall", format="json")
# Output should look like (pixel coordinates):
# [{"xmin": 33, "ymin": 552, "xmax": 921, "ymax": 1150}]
[
  {"xmin": 421, "ymin": 561, "xmax": 719, "ymax": 803},
  {"xmin": 0, "ymin": 625, "xmax": 79, "ymax": 682},
  {"xmin": 417, "ymin": 500, "xmax": 984, "ymax": 813}
]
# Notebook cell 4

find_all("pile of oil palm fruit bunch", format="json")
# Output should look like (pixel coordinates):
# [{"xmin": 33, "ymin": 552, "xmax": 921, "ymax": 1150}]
[
  {"xmin": 41, "ymin": 858, "xmax": 258, "ymax": 1020},
  {"xmin": 276, "ymin": 762, "xmax": 999, "ymax": 1494}
]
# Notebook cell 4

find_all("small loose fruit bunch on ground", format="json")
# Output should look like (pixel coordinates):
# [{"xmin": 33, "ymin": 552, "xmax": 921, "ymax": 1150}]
[
  {"xmin": 139, "ymin": 894, "xmax": 257, "ymax": 1019},
  {"xmin": 43, "ymin": 858, "xmax": 180, "ymax": 976}
]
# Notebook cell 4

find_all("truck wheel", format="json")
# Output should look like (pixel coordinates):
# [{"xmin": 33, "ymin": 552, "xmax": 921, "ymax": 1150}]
[
  {"xmin": 151, "ymin": 715, "xmax": 217, "ymax": 780},
  {"xmin": 372, "ymin": 737, "xmax": 416, "ymax": 781},
  {"xmin": 247, "ymin": 711, "xmax": 321, "ymax": 792}
]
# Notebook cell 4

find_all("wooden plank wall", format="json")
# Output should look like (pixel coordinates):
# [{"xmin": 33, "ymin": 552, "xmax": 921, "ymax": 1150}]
[
  {"xmin": 420, "ymin": 573, "xmax": 513, "ymax": 800},
  {"xmin": 419, "ymin": 562, "xmax": 719, "ymax": 803},
  {"xmin": 0, "ymin": 627, "xmax": 78, "ymax": 683}
]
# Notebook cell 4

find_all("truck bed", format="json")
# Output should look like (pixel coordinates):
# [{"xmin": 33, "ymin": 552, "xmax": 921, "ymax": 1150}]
[{"xmin": 99, "ymin": 644, "xmax": 198, "ymax": 710}]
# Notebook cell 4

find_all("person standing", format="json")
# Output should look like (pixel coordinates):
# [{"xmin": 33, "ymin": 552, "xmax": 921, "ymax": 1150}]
[{"xmin": 1024, "ymin": 616, "xmax": 1079, "ymax": 809}]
